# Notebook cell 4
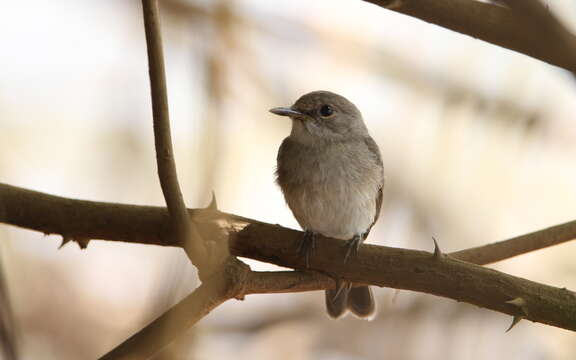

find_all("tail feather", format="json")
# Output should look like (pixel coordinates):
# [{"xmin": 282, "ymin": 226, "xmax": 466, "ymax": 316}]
[
  {"xmin": 348, "ymin": 285, "xmax": 375, "ymax": 319},
  {"xmin": 325, "ymin": 284, "xmax": 376, "ymax": 319},
  {"xmin": 325, "ymin": 288, "xmax": 349, "ymax": 319}
]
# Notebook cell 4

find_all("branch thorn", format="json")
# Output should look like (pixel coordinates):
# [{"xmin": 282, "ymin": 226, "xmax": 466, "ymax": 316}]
[
  {"xmin": 505, "ymin": 315, "xmax": 523, "ymax": 332},
  {"xmin": 76, "ymin": 238, "xmax": 90, "ymax": 249},
  {"xmin": 432, "ymin": 237, "xmax": 443, "ymax": 259},
  {"xmin": 207, "ymin": 191, "xmax": 218, "ymax": 211},
  {"xmin": 58, "ymin": 235, "xmax": 71, "ymax": 249},
  {"xmin": 505, "ymin": 297, "xmax": 528, "ymax": 332}
]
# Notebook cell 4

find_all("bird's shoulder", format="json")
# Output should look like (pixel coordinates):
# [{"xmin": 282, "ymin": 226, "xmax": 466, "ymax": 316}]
[
  {"xmin": 276, "ymin": 137, "xmax": 303, "ymax": 185},
  {"xmin": 276, "ymin": 137, "xmax": 296, "ymax": 161},
  {"xmin": 362, "ymin": 136, "xmax": 383, "ymax": 167}
]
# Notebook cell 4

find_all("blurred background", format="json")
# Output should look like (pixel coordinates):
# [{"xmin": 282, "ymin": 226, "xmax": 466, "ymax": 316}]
[{"xmin": 1, "ymin": 0, "xmax": 576, "ymax": 359}]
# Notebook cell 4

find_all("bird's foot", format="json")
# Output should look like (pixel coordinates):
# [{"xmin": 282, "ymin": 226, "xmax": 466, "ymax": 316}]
[
  {"xmin": 298, "ymin": 231, "xmax": 316, "ymax": 268},
  {"xmin": 343, "ymin": 234, "xmax": 363, "ymax": 264}
]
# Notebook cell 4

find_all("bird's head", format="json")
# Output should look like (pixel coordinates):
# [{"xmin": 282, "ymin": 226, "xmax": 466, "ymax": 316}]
[{"xmin": 270, "ymin": 90, "xmax": 368, "ymax": 143}]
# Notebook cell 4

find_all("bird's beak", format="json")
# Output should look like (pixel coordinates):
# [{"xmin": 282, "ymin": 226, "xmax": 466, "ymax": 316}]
[{"xmin": 269, "ymin": 107, "xmax": 304, "ymax": 118}]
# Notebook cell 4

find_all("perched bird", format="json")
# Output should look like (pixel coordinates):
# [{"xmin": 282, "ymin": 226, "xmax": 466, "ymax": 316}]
[{"xmin": 271, "ymin": 90, "xmax": 384, "ymax": 319}]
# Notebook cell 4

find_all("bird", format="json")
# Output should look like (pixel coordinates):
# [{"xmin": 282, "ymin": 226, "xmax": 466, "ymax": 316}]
[{"xmin": 270, "ymin": 90, "xmax": 384, "ymax": 319}]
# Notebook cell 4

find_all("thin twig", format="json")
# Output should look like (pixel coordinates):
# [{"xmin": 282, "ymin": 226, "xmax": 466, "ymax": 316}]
[
  {"xmin": 142, "ymin": 0, "xmax": 208, "ymax": 273},
  {"xmin": 102, "ymin": 2, "xmax": 216, "ymax": 358},
  {"xmin": 450, "ymin": 220, "xmax": 576, "ymax": 264}
]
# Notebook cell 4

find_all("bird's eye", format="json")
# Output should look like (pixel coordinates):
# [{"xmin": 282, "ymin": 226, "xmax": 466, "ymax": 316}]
[{"xmin": 319, "ymin": 104, "xmax": 334, "ymax": 117}]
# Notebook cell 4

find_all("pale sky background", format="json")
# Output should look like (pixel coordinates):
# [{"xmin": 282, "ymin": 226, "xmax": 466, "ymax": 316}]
[{"xmin": 1, "ymin": 0, "xmax": 576, "ymax": 359}]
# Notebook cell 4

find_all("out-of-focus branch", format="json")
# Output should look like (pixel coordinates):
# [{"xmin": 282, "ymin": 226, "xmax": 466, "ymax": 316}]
[
  {"xmin": 2, "ymin": 183, "xmax": 576, "ymax": 333},
  {"xmin": 100, "ymin": 257, "xmax": 250, "ymax": 360},
  {"xmin": 99, "ymin": 267, "xmax": 329, "ymax": 359},
  {"xmin": 142, "ymin": 0, "xmax": 209, "ymax": 274},
  {"xmin": 451, "ymin": 220, "xmax": 576, "ymax": 264},
  {"xmin": 0, "ymin": 251, "xmax": 18, "ymax": 360},
  {"xmin": 501, "ymin": 0, "xmax": 576, "ymax": 72},
  {"xmin": 362, "ymin": 0, "xmax": 576, "ymax": 72}
]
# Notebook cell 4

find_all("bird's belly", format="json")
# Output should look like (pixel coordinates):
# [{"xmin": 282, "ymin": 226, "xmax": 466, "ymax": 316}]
[{"xmin": 286, "ymin": 179, "xmax": 377, "ymax": 240}]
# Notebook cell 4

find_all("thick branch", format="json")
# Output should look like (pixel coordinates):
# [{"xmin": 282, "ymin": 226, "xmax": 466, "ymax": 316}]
[
  {"xmin": 232, "ymin": 224, "xmax": 576, "ymax": 330},
  {"xmin": 362, "ymin": 0, "xmax": 576, "ymax": 73},
  {"xmin": 1, "ymin": 183, "xmax": 576, "ymax": 331},
  {"xmin": 1, "ymin": 183, "xmax": 572, "ymax": 266}
]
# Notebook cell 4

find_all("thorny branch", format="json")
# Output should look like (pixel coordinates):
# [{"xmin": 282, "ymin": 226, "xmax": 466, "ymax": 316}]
[{"xmin": 1, "ymin": 183, "xmax": 576, "ymax": 333}]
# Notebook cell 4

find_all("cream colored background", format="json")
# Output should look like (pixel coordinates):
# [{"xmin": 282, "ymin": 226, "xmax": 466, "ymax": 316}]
[{"xmin": 1, "ymin": 0, "xmax": 576, "ymax": 359}]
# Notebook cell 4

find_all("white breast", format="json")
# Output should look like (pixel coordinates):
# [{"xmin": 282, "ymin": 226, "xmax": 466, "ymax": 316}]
[
  {"xmin": 279, "ymin": 141, "xmax": 382, "ymax": 240},
  {"xmin": 287, "ymin": 178, "xmax": 378, "ymax": 240}
]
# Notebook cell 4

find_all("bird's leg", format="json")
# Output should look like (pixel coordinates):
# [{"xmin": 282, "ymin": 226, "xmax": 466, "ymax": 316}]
[
  {"xmin": 343, "ymin": 234, "xmax": 363, "ymax": 264},
  {"xmin": 298, "ymin": 231, "xmax": 316, "ymax": 268}
]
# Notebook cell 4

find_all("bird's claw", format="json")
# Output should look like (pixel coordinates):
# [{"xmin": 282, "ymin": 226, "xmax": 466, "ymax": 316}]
[
  {"xmin": 331, "ymin": 278, "xmax": 351, "ymax": 301},
  {"xmin": 298, "ymin": 231, "xmax": 316, "ymax": 268},
  {"xmin": 343, "ymin": 234, "xmax": 363, "ymax": 264}
]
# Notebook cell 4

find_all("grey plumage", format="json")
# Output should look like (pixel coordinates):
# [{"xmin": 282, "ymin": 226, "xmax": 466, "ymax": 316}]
[{"xmin": 271, "ymin": 90, "xmax": 384, "ymax": 319}]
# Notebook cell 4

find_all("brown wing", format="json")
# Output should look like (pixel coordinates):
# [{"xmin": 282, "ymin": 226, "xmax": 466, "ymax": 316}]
[
  {"xmin": 276, "ymin": 138, "xmax": 310, "ymax": 230},
  {"xmin": 364, "ymin": 187, "xmax": 383, "ymax": 238},
  {"xmin": 363, "ymin": 136, "xmax": 384, "ymax": 238}
]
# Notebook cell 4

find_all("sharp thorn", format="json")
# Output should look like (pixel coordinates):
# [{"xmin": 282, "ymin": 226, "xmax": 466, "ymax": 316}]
[
  {"xmin": 505, "ymin": 315, "xmax": 523, "ymax": 332},
  {"xmin": 207, "ymin": 191, "xmax": 218, "ymax": 211},
  {"xmin": 59, "ymin": 236, "xmax": 71, "ymax": 249},
  {"xmin": 432, "ymin": 237, "xmax": 443, "ymax": 259},
  {"xmin": 76, "ymin": 238, "xmax": 90, "ymax": 250}
]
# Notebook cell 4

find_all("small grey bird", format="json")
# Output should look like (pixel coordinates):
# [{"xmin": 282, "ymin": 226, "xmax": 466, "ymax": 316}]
[{"xmin": 271, "ymin": 90, "xmax": 384, "ymax": 319}]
